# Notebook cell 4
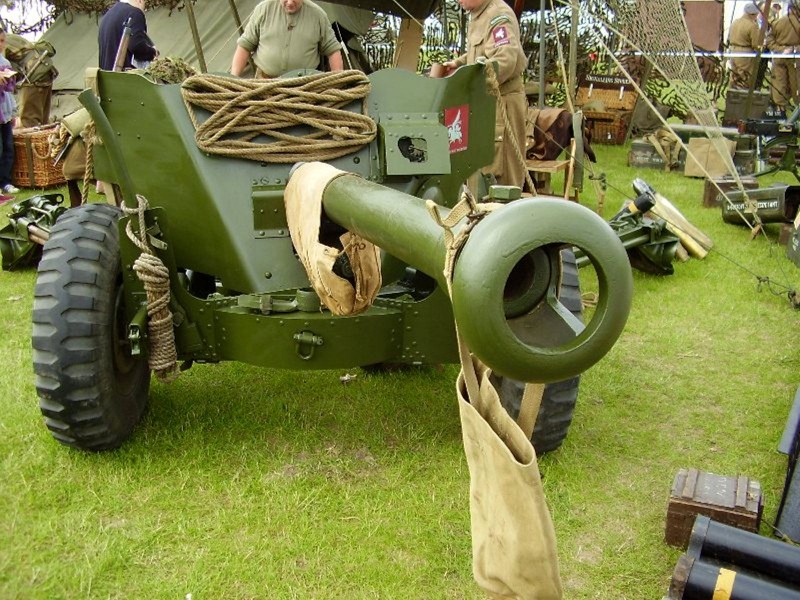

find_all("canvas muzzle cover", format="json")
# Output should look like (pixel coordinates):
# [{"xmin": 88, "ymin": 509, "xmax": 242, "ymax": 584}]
[
  {"xmin": 284, "ymin": 162, "xmax": 381, "ymax": 316},
  {"xmin": 457, "ymin": 355, "xmax": 563, "ymax": 600}
]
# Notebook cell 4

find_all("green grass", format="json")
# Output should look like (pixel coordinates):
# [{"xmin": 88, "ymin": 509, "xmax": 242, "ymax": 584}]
[{"xmin": 1, "ymin": 148, "xmax": 798, "ymax": 599}]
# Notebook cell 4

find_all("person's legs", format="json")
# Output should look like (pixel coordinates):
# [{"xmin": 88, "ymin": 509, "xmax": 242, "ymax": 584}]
[{"xmin": 0, "ymin": 120, "xmax": 15, "ymax": 189}]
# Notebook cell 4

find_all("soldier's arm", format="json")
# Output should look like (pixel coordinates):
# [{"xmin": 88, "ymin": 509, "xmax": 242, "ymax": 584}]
[
  {"xmin": 327, "ymin": 50, "xmax": 344, "ymax": 72},
  {"xmin": 128, "ymin": 11, "xmax": 157, "ymax": 63}
]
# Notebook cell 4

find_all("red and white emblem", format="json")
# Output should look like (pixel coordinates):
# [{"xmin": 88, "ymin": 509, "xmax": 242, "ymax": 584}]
[
  {"xmin": 444, "ymin": 105, "xmax": 469, "ymax": 153},
  {"xmin": 493, "ymin": 26, "xmax": 510, "ymax": 47}
]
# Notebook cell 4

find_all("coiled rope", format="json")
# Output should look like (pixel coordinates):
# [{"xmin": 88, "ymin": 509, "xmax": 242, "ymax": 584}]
[
  {"xmin": 123, "ymin": 194, "xmax": 180, "ymax": 382},
  {"xmin": 180, "ymin": 70, "xmax": 377, "ymax": 163}
]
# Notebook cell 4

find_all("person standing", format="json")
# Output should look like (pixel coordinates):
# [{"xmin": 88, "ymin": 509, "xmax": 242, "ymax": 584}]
[
  {"xmin": 230, "ymin": 0, "xmax": 343, "ymax": 78},
  {"xmin": 442, "ymin": 0, "xmax": 527, "ymax": 188},
  {"xmin": 728, "ymin": 3, "xmax": 762, "ymax": 89},
  {"xmin": 98, "ymin": 0, "xmax": 158, "ymax": 71},
  {"xmin": 767, "ymin": 0, "xmax": 800, "ymax": 114},
  {"xmin": 0, "ymin": 27, "xmax": 18, "ymax": 201}
]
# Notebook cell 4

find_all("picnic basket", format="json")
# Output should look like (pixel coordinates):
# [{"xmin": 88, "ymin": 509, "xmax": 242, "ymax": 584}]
[{"xmin": 11, "ymin": 123, "xmax": 66, "ymax": 188}]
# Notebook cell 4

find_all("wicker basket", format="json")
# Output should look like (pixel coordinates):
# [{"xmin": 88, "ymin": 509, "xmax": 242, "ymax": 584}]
[
  {"xmin": 585, "ymin": 110, "xmax": 631, "ymax": 145},
  {"xmin": 11, "ymin": 124, "xmax": 66, "ymax": 188}
]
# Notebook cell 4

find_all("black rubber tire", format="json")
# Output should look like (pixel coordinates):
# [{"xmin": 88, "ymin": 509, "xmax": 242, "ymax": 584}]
[
  {"xmin": 32, "ymin": 204, "xmax": 151, "ymax": 451},
  {"xmin": 493, "ymin": 250, "xmax": 582, "ymax": 455}
]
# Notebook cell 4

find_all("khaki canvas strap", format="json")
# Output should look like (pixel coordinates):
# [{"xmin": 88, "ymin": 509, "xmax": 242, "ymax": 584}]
[
  {"xmin": 432, "ymin": 187, "xmax": 563, "ymax": 599},
  {"xmin": 516, "ymin": 382, "xmax": 545, "ymax": 440}
]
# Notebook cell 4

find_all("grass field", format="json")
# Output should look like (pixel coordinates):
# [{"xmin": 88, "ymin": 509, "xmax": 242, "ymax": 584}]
[{"xmin": 1, "ymin": 142, "xmax": 798, "ymax": 599}]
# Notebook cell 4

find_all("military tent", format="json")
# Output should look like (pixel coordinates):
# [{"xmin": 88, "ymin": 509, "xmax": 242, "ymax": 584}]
[{"xmin": 41, "ymin": 0, "xmax": 263, "ymax": 117}]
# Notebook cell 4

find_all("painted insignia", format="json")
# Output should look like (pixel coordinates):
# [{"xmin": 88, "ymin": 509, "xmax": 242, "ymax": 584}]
[
  {"xmin": 445, "ymin": 105, "xmax": 469, "ymax": 153},
  {"xmin": 493, "ymin": 25, "xmax": 510, "ymax": 47}
]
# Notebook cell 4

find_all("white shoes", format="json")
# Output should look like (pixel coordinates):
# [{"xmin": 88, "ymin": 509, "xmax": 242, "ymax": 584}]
[{"xmin": 2, "ymin": 184, "xmax": 19, "ymax": 194}]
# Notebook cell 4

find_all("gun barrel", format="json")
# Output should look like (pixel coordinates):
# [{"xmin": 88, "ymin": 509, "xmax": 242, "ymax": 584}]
[{"xmin": 311, "ymin": 165, "xmax": 633, "ymax": 382}]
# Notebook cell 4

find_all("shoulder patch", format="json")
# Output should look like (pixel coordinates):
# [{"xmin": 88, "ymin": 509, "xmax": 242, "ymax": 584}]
[
  {"xmin": 490, "ymin": 15, "xmax": 511, "ymax": 28},
  {"xmin": 492, "ymin": 25, "xmax": 511, "ymax": 48}
]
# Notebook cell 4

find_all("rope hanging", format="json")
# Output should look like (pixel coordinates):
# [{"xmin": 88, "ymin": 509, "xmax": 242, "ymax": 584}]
[
  {"xmin": 482, "ymin": 64, "xmax": 538, "ymax": 195},
  {"xmin": 180, "ymin": 70, "xmax": 377, "ymax": 163},
  {"xmin": 123, "ymin": 194, "xmax": 180, "ymax": 383}
]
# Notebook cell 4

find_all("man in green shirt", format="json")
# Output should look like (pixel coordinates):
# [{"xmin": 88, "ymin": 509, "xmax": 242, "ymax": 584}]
[{"xmin": 230, "ymin": 0, "xmax": 343, "ymax": 78}]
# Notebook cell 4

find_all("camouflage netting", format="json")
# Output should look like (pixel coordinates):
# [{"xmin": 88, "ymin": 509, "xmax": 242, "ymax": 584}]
[
  {"xmin": 3, "ymin": 0, "xmax": 735, "ymax": 120},
  {"xmin": 50, "ymin": 0, "xmax": 182, "ymax": 12}
]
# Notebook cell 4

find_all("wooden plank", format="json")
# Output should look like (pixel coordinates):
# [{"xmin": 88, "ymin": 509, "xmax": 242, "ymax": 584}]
[{"xmin": 394, "ymin": 18, "xmax": 423, "ymax": 72}]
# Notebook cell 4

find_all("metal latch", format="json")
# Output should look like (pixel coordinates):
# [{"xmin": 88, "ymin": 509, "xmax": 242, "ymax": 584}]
[{"xmin": 293, "ymin": 330, "xmax": 323, "ymax": 360}]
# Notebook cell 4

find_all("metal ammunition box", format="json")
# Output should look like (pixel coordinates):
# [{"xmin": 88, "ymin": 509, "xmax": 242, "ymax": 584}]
[
  {"xmin": 703, "ymin": 176, "xmax": 759, "ymax": 208},
  {"xmin": 627, "ymin": 138, "xmax": 686, "ymax": 170},
  {"xmin": 780, "ymin": 223, "xmax": 795, "ymax": 246},
  {"xmin": 721, "ymin": 184, "xmax": 800, "ymax": 225},
  {"xmin": 722, "ymin": 89, "xmax": 771, "ymax": 126},
  {"xmin": 733, "ymin": 149, "xmax": 756, "ymax": 175},
  {"xmin": 787, "ymin": 226, "xmax": 800, "ymax": 267},
  {"xmin": 665, "ymin": 468, "xmax": 763, "ymax": 548}
]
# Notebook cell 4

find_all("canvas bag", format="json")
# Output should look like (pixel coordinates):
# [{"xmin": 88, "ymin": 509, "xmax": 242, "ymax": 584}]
[
  {"xmin": 456, "ymin": 354, "xmax": 563, "ymax": 600},
  {"xmin": 683, "ymin": 137, "xmax": 736, "ymax": 178},
  {"xmin": 432, "ymin": 191, "xmax": 563, "ymax": 599},
  {"xmin": 283, "ymin": 162, "xmax": 381, "ymax": 316},
  {"xmin": 5, "ymin": 34, "xmax": 58, "ymax": 86}
]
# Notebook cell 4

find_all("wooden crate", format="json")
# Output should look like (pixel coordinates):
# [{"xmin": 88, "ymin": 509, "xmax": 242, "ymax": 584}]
[
  {"xmin": 12, "ymin": 124, "xmax": 66, "ymax": 188},
  {"xmin": 576, "ymin": 74, "xmax": 638, "ymax": 112},
  {"xmin": 665, "ymin": 468, "xmax": 763, "ymax": 548}
]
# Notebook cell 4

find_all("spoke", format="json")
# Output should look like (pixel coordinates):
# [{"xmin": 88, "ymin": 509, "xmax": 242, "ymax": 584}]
[{"xmin": 547, "ymin": 296, "xmax": 585, "ymax": 336}]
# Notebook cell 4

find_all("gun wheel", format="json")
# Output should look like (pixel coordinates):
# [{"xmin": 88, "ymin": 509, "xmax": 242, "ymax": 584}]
[
  {"xmin": 32, "ymin": 204, "xmax": 150, "ymax": 451},
  {"xmin": 493, "ymin": 250, "xmax": 582, "ymax": 454}
]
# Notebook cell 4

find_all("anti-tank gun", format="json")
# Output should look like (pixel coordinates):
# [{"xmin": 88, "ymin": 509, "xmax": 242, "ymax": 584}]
[
  {"xmin": 739, "ymin": 105, "xmax": 800, "ymax": 182},
  {"xmin": 31, "ymin": 63, "xmax": 633, "ymax": 453}
]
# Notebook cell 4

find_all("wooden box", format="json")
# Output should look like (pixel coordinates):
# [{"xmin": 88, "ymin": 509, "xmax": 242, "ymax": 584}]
[
  {"xmin": 665, "ymin": 468, "xmax": 763, "ymax": 548},
  {"xmin": 702, "ymin": 176, "xmax": 759, "ymax": 208},
  {"xmin": 12, "ymin": 124, "xmax": 66, "ymax": 189}
]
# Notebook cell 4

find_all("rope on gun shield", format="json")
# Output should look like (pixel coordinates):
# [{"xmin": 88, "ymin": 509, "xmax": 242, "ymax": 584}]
[
  {"xmin": 82, "ymin": 121, "xmax": 98, "ymax": 205},
  {"xmin": 426, "ymin": 188, "xmax": 543, "ymax": 437},
  {"xmin": 180, "ymin": 70, "xmax": 377, "ymax": 163},
  {"xmin": 122, "ymin": 194, "xmax": 180, "ymax": 382},
  {"xmin": 483, "ymin": 64, "xmax": 538, "ymax": 195}
]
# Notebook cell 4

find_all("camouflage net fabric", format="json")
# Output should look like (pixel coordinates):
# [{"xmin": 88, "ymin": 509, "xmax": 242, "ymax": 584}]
[
  {"xmin": 593, "ymin": 0, "xmax": 759, "ymax": 227},
  {"xmin": 142, "ymin": 56, "xmax": 197, "ymax": 84},
  {"xmin": 50, "ymin": 0, "xmax": 182, "ymax": 14},
  {"xmin": 180, "ymin": 70, "xmax": 377, "ymax": 163}
]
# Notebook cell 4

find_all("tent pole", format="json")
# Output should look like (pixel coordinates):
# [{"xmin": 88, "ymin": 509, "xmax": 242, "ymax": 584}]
[
  {"xmin": 183, "ymin": 0, "xmax": 207, "ymax": 73},
  {"xmin": 538, "ymin": 0, "xmax": 546, "ymax": 108},
  {"xmin": 227, "ymin": 0, "xmax": 245, "ymax": 35},
  {"xmin": 568, "ymin": 0, "xmax": 578, "ymax": 101}
]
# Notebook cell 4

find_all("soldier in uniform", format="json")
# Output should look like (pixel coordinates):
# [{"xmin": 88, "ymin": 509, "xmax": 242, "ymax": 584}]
[
  {"xmin": 767, "ymin": 0, "xmax": 800, "ymax": 113},
  {"xmin": 443, "ymin": 0, "xmax": 527, "ymax": 188},
  {"xmin": 230, "ymin": 0, "xmax": 343, "ymax": 78},
  {"xmin": 728, "ymin": 3, "xmax": 762, "ymax": 89}
]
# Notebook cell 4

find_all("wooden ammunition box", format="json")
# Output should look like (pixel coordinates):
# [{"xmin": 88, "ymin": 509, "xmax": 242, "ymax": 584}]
[
  {"xmin": 702, "ymin": 176, "xmax": 759, "ymax": 208},
  {"xmin": 665, "ymin": 468, "xmax": 763, "ymax": 548}
]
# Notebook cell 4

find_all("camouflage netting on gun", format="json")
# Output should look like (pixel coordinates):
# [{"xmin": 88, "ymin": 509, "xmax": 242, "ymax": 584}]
[{"xmin": 143, "ymin": 56, "xmax": 196, "ymax": 84}]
